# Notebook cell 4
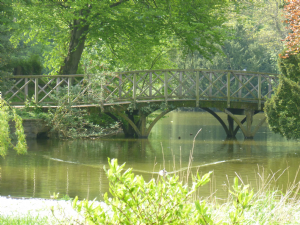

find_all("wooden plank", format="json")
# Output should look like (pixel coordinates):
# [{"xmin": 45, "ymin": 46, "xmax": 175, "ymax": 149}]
[
  {"xmin": 227, "ymin": 72, "xmax": 230, "ymax": 108},
  {"xmin": 133, "ymin": 73, "xmax": 137, "ymax": 109},
  {"xmin": 209, "ymin": 73, "xmax": 212, "ymax": 97},
  {"xmin": 258, "ymin": 75, "xmax": 261, "ymax": 110},
  {"xmin": 196, "ymin": 71, "xmax": 199, "ymax": 107},
  {"xmin": 25, "ymin": 78, "xmax": 28, "ymax": 101},
  {"xmin": 35, "ymin": 78, "xmax": 38, "ymax": 103},
  {"xmin": 164, "ymin": 72, "xmax": 168, "ymax": 103},
  {"xmin": 238, "ymin": 74, "xmax": 242, "ymax": 101},
  {"xmin": 179, "ymin": 71, "xmax": 182, "ymax": 97},
  {"xmin": 149, "ymin": 72, "xmax": 152, "ymax": 97}
]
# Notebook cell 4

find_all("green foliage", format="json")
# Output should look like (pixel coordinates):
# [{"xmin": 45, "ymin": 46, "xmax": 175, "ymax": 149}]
[
  {"xmin": 0, "ymin": 98, "xmax": 27, "ymax": 157},
  {"xmin": 12, "ymin": 0, "xmax": 231, "ymax": 74},
  {"xmin": 50, "ymin": 192, "xmax": 60, "ymax": 200},
  {"xmin": 73, "ymin": 158, "xmax": 213, "ymax": 224},
  {"xmin": 265, "ymin": 52, "xmax": 300, "ymax": 140},
  {"xmin": 229, "ymin": 177, "xmax": 254, "ymax": 224},
  {"xmin": 173, "ymin": 24, "xmax": 279, "ymax": 73},
  {"xmin": 72, "ymin": 159, "xmax": 255, "ymax": 224},
  {"xmin": 265, "ymin": 76, "xmax": 300, "ymax": 140},
  {"xmin": 277, "ymin": 52, "xmax": 300, "ymax": 82},
  {"xmin": 13, "ymin": 54, "xmax": 43, "ymax": 75},
  {"xmin": 43, "ymin": 94, "xmax": 103, "ymax": 139},
  {"xmin": 0, "ymin": 0, "xmax": 15, "ymax": 89}
]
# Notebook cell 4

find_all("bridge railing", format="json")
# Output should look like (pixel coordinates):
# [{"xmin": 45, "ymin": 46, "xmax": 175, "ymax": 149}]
[{"xmin": 3, "ymin": 70, "xmax": 279, "ymax": 109}]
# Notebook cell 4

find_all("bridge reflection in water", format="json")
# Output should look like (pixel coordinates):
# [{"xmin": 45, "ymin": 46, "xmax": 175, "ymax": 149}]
[{"xmin": 4, "ymin": 69, "xmax": 279, "ymax": 139}]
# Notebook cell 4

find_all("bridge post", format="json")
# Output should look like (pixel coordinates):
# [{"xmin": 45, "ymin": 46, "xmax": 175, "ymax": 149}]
[
  {"xmin": 25, "ymin": 78, "xmax": 28, "ymax": 101},
  {"xmin": 139, "ymin": 113, "xmax": 148, "ymax": 138},
  {"xmin": 258, "ymin": 75, "xmax": 262, "ymax": 110},
  {"xmin": 227, "ymin": 115, "xmax": 235, "ymax": 138},
  {"xmin": 34, "ymin": 78, "xmax": 38, "ymax": 103},
  {"xmin": 227, "ymin": 72, "xmax": 231, "ymax": 108},
  {"xmin": 196, "ymin": 72, "xmax": 199, "ymax": 107},
  {"xmin": 164, "ymin": 73, "xmax": 168, "ymax": 105},
  {"xmin": 245, "ymin": 109, "xmax": 254, "ymax": 139},
  {"xmin": 225, "ymin": 109, "xmax": 266, "ymax": 139}
]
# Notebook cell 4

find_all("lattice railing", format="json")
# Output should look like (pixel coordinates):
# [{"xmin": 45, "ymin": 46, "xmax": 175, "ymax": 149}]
[{"xmin": 3, "ymin": 70, "xmax": 279, "ymax": 109}]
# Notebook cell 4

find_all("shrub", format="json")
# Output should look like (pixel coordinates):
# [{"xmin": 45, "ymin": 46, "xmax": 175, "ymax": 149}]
[{"xmin": 73, "ymin": 158, "xmax": 254, "ymax": 225}]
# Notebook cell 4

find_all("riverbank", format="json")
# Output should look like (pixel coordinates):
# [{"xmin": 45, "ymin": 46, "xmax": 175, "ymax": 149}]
[
  {"xmin": 0, "ymin": 196, "xmax": 82, "ymax": 224},
  {"xmin": 0, "ymin": 196, "xmax": 109, "ymax": 224}
]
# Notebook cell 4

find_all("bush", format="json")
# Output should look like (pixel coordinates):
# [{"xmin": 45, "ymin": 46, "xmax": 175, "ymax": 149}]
[
  {"xmin": 265, "ymin": 51, "xmax": 300, "ymax": 140},
  {"xmin": 73, "ymin": 158, "xmax": 254, "ymax": 224}
]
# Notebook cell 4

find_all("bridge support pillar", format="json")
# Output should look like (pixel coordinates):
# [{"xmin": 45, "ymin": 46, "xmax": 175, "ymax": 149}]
[
  {"xmin": 225, "ymin": 109, "xmax": 266, "ymax": 139},
  {"xmin": 107, "ymin": 108, "xmax": 171, "ymax": 138},
  {"xmin": 227, "ymin": 115, "xmax": 235, "ymax": 138}
]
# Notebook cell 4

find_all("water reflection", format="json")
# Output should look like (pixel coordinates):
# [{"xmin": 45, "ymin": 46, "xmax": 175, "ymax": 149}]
[{"xmin": 0, "ymin": 112, "xmax": 300, "ymax": 200}]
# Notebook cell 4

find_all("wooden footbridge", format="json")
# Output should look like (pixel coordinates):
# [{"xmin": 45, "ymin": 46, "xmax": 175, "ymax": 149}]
[{"xmin": 3, "ymin": 69, "xmax": 279, "ymax": 139}]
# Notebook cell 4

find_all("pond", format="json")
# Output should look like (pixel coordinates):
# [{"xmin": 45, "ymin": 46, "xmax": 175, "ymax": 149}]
[{"xmin": 1, "ymin": 111, "xmax": 300, "ymax": 201}]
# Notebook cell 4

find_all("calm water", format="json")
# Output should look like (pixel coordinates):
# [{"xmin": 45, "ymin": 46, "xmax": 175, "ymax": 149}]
[{"xmin": 1, "ymin": 111, "xmax": 300, "ymax": 200}]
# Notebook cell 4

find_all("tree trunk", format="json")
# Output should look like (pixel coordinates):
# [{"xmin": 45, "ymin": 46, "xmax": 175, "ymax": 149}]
[{"xmin": 59, "ymin": 17, "xmax": 89, "ymax": 75}]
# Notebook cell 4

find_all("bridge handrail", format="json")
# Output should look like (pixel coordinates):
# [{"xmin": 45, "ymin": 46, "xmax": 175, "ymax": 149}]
[
  {"xmin": 10, "ymin": 69, "xmax": 279, "ymax": 78},
  {"xmin": 3, "ymin": 69, "xmax": 280, "ymax": 110}
]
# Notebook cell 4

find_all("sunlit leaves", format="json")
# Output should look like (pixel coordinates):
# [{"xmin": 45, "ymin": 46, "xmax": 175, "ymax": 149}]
[
  {"xmin": 0, "ymin": 98, "xmax": 27, "ymax": 157},
  {"xmin": 74, "ymin": 158, "xmax": 213, "ymax": 224},
  {"xmin": 12, "ymin": 0, "xmax": 231, "ymax": 73}
]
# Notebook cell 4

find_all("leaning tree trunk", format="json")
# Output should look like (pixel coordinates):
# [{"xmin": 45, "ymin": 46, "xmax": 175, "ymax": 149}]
[{"xmin": 59, "ymin": 18, "xmax": 89, "ymax": 75}]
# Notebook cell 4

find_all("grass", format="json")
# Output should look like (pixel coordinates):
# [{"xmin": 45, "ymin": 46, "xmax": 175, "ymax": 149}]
[
  {"xmin": 0, "ymin": 215, "xmax": 49, "ymax": 225},
  {"xmin": 209, "ymin": 171, "xmax": 300, "ymax": 224}
]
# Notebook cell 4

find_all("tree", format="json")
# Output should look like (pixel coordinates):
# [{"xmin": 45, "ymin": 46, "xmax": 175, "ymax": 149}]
[
  {"xmin": 0, "ymin": 0, "xmax": 44, "ymax": 81},
  {"xmin": 172, "ymin": 24, "xmax": 279, "ymax": 73},
  {"xmin": 264, "ymin": 0, "xmax": 300, "ymax": 140},
  {"xmin": 12, "ymin": 0, "xmax": 231, "ymax": 74},
  {"xmin": 264, "ymin": 53, "xmax": 300, "ymax": 139},
  {"xmin": 0, "ymin": 0, "xmax": 14, "ymax": 83},
  {"xmin": 170, "ymin": 0, "xmax": 287, "ymax": 72},
  {"xmin": 280, "ymin": 0, "xmax": 300, "ymax": 58}
]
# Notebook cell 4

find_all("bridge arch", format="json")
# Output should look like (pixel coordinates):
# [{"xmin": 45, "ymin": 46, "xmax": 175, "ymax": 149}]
[{"xmin": 106, "ymin": 105, "xmax": 265, "ymax": 139}]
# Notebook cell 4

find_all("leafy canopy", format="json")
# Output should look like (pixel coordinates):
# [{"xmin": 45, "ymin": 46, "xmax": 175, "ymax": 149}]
[{"xmin": 12, "ymin": 0, "xmax": 231, "ymax": 73}]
